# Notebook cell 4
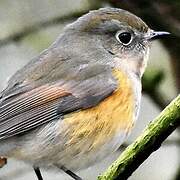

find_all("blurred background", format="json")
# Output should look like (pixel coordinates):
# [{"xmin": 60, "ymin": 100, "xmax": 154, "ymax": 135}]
[{"xmin": 0, "ymin": 0, "xmax": 179, "ymax": 180}]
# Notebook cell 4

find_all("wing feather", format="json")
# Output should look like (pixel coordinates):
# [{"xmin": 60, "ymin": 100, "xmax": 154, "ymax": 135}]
[
  {"xmin": 0, "ymin": 55, "xmax": 117, "ymax": 140},
  {"xmin": 0, "ymin": 99, "xmax": 60, "ymax": 139},
  {"xmin": 0, "ymin": 85, "xmax": 69, "ymax": 120}
]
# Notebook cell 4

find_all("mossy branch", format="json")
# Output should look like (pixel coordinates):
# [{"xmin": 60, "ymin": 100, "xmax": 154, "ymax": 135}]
[{"xmin": 98, "ymin": 95, "xmax": 180, "ymax": 180}]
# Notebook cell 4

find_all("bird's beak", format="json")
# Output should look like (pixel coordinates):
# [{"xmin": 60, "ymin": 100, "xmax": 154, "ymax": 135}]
[{"xmin": 148, "ymin": 31, "xmax": 170, "ymax": 41}]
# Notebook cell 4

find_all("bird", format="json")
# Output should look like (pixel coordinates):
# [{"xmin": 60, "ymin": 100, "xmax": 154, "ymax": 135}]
[{"xmin": 0, "ymin": 7, "xmax": 169, "ymax": 180}]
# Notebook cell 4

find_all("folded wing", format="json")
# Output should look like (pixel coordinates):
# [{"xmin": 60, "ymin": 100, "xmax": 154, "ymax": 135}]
[{"xmin": 0, "ymin": 71, "xmax": 117, "ymax": 140}]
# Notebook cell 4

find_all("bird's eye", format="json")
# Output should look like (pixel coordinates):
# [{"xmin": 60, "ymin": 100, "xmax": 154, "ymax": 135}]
[{"xmin": 116, "ymin": 32, "xmax": 132, "ymax": 45}]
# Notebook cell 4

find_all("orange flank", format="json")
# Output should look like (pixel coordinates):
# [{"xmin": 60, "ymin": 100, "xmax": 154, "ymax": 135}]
[{"xmin": 63, "ymin": 69, "xmax": 135, "ymax": 151}]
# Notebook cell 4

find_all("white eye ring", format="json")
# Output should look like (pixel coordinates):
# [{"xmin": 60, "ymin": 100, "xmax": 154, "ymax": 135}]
[{"xmin": 115, "ymin": 31, "xmax": 133, "ymax": 45}]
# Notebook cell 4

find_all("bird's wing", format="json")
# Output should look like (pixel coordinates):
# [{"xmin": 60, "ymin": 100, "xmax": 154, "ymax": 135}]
[{"xmin": 0, "ymin": 56, "xmax": 117, "ymax": 140}]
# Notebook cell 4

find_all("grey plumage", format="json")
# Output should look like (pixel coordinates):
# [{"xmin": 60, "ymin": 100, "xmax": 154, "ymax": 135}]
[
  {"xmin": 0, "ymin": 7, "xmax": 158, "ymax": 176},
  {"xmin": 0, "ymin": 60, "xmax": 117, "ymax": 139}
]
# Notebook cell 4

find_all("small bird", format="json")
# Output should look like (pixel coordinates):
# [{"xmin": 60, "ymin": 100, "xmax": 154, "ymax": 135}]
[{"xmin": 0, "ymin": 8, "xmax": 169, "ymax": 180}]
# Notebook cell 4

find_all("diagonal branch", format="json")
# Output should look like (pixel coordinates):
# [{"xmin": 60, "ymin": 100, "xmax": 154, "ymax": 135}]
[{"xmin": 98, "ymin": 95, "xmax": 180, "ymax": 180}]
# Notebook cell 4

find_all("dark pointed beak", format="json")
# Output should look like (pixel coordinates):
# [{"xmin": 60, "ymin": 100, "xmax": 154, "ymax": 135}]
[{"xmin": 148, "ymin": 31, "xmax": 170, "ymax": 41}]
